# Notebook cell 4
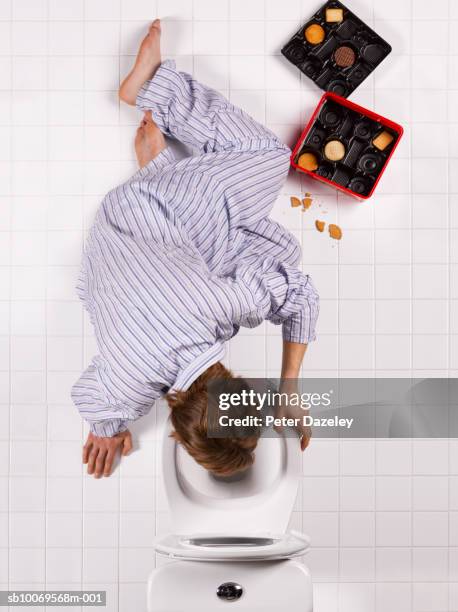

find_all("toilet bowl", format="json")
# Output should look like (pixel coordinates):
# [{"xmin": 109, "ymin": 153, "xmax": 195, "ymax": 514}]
[{"xmin": 147, "ymin": 417, "xmax": 313, "ymax": 611}]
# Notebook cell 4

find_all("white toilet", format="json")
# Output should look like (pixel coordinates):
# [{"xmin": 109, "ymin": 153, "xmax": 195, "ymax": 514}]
[{"xmin": 147, "ymin": 418, "xmax": 313, "ymax": 611}]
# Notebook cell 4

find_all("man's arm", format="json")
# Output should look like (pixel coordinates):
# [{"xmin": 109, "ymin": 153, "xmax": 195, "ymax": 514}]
[
  {"xmin": 278, "ymin": 340, "xmax": 312, "ymax": 451},
  {"xmin": 281, "ymin": 340, "xmax": 308, "ymax": 379}
]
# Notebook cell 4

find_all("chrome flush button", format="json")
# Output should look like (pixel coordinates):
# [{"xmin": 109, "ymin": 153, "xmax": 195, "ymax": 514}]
[{"xmin": 216, "ymin": 582, "xmax": 243, "ymax": 602}]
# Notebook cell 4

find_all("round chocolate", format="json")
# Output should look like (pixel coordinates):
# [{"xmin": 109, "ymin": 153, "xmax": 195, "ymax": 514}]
[
  {"xmin": 316, "ymin": 163, "xmax": 333, "ymax": 179},
  {"xmin": 327, "ymin": 79, "xmax": 348, "ymax": 96},
  {"xmin": 334, "ymin": 45, "xmax": 356, "ymax": 68},
  {"xmin": 286, "ymin": 41, "xmax": 307, "ymax": 62},
  {"xmin": 354, "ymin": 121, "xmax": 372, "ymax": 139},
  {"xmin": 324, "ymin": 139, "xmax": 346, "ymax": 162},
  {"xmin": 320, "ymin": 105, "xmax": 341, "ymax": 127},
  {"xmin": 358, "ymin": 153, "xmax": 380, "ymax": 174},
  {"xmin": 304, "ymin": 23, "xmax": 326, "ymax": 45},
  {"xmin": 363, "ymin": 43, "xmax": 385, "ymax": 64},
  {"xmin": 348, "ymin": 177, "xmax": 368, "ymax": 194},
  {"xmin": 297, "ymin": 152, "xmax": 319, "ymax": 172}
]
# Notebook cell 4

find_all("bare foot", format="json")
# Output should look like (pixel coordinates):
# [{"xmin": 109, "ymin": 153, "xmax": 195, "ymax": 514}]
[
  {"xmin": 119, "ymin": 19, "xmax": 162, "ymax": 106},
  {"xmin": 135, "ymin": 111, "xmax": 166, "ymax": 167}
]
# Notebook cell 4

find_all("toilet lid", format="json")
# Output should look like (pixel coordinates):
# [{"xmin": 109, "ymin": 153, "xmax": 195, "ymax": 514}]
[{"xmin": 153, "ymin": 531, "xmax": 310, "ymax": 562}]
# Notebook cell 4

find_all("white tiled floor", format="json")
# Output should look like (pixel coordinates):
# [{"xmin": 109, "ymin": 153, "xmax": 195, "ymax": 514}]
[{"xmin": 0, "ymin": 0, "xmax": 458, "ymax": 611}]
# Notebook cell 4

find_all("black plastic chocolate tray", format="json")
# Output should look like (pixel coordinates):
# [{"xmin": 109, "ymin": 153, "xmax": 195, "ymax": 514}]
[
  {"xmin": 281, "ymin": 0, "xmax": 391, "ymax": 97},
  {"xmin": 295, "ymin": 99, "xmax": 398, "ymax": 197}
]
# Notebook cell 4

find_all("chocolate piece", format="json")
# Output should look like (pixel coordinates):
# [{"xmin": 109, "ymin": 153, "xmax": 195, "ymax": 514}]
[
  {"xmin": 354, "ymin": 121, "xmax": 373, "ymax": 139},
  {"xmin": 326, "ymin": 7, "xmax": 344, "ymax": 22},
  {"xmin": 332, "ymin": 167, "xmax": 351, "ymax": 186},
  {"xmin": 334, "ymin": 45, "xmax": 356, "ymax": 67},
  {"xmin": 305, "ymin": 23, "xmax": 326, "ymax": 45},
  {"xmin": 327, "ymin": 79, "xmax": 348, "ymax": 96},
  {"xmin": 372, "ymin": 130, "xmax": 394, "ymax": 151},
  {"xmin": 362, "ymin": 43, "xmax": 386, "ymax": 64},
  {"xmin": 347, "ymin": 176, "xmax": 368, "ymax": 194},
  {"xmin": 324, "ymin": 139, "xmax": 346, "ymax": 161},
  {"xmin": 358, "ymin": 153, "xmax": 381, "ymax": 174},
  {"xmin": 297, "ymin": 152, "xmax": 319, "ymax": 171},
  {"xmin": 343, "ymin": 139, "xmax": 365, "ymax": 167}
]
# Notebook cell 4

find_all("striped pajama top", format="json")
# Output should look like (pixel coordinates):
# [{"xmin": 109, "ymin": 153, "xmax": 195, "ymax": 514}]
[{"xmin": 71, "ymin": 60, "xmax": 319, "ymax": 438}]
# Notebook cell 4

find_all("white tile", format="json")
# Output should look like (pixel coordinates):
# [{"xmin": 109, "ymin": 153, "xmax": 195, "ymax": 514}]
[
  {"xmin": 85, "ymin": 0, "xmax": 120, "ymax": 19},
  {"xmin": 121, "ymin": 0, "xmax": 157, "ymax": 19},
  {"xmin": 230, "ymin": 21, "xmax": 264, "ymax": 55},
  {"xmin": 376, "ymin": 476, "xmax": 412, "ymax": 511},
  {"xmin": 302, "ymin": 440, "xmax": 339, "ymax": 476},
  {"xmin": 376, "ymin": 548, "xmax": 412, "ymax": 581},
  {"xmin": 47, "ymin": 440, "xmax": 82, "ymax": 477},
  {"xmin": 339, "ymin": 265, "xmax": 374, "ymax": 300},
  {"xmin": 11, "ymin": 231, "xmax": 46, "ymax": 266},
  {"xmin": 265, "ymin": 0, "xmax": 301, "ymax": 20},
  {"xmin": 49, "ymin": 91, "xmax": 84, "ymax": 126},
  {"xmin": 46, "ymin": 371, "xmax": 78, "ymax": 404},
  {"xmin": 338, "ymin": 583, "xmax": 375, "ymax": 612},
  {"xmin": 413, "ymin": 583, "xmax": 448, "ymax": 612},
  {"xmin": 12, "ymin": 0, "xmax": 47, "ymax": 19},
  {"xmin": 375, "ymin": 300, "xmax": 411, "ymax": 335},
  {"xmin": 85, "ymin": 21, "xmax": 120, "ymax": 55},
  {"xmin": 376, "ymin": 512, "xmax": 411, "ymax": 547},
  {"xmin": 0, "ymin": 477, "xmax": 8, "ymax": 511},
  {"xmin": 302, "ymin": 477, "xmax": 338, "ymax": 511},
  {"xmin": 10, "ymin": 548, "xmax": 45, "ymax": 583},
  {"xmin": 11, "ymin": 301, "xmax": 45, "ymax": 336},
  {"xmin": 83, "ymin": 513, "xmax": 118, "ymax": 548},
  {"xmin": 412, "ymin": 334, "xmax": 447, "ymax": 370},
  {"xmin": 49, "ymin": 0, "xmax": 84, "ymax": 19},
  {"xmin": 412, "ymin": 91, "xmax": 446, "ymax": 123},
  {"xmin": 339, "ymin": 548, "xmax": 375, "ymax": 581},
  {"xmin": 413, "ymin": 512, "xmax": 449, "ymax": 547},
  {"xmin": 10, "ymin": 477, "xmax": 45, "ymax": 512},
  {"xmin": 11, "ymin": 371, "xmax": 46, "ymax": 404},
  {"xmin": 49, "ymin": 56, "xmax": 84, "ymax": 90},
  {"xmin": 413, "ymin": 547, "xmax": 448, "ymax": 582},
  {"xmin": 49, "ymin": 21, "xmax": 84, "ymax": 55},
  {"xmin": 307, "ymin": 548, "xmax": 339, "ymax": 582},
  {"xmin": 340, "ymin": 477, "xmax": 375, "ymax": 511},
  {"xmin": 84, "ymin": 91, "xmax": 119, "ymax": 125},
  {"xmin": 194, "ymin": 56, "xmax": 229, "ymax": 90},
  {"xmin": 413, "ymin": 440, "xmax": 449, "ymax": 475},
  {"xmin": 412, "ymin": 300, "xmax": 448, "ymax": 335},
  {"xmin": 412, "ymin": 21, "xmax": 448, "ymax": 55},
  {"xmin": 84, "ymin": 57, "xmax": 119, "ymax": 91},
  {"xmin": 10, "ymin": 405, "xmax": 46, "ymax": 440},
  {"xmin": 375, "ymin": 229, "xmax": 410, "ymax": 265},
  {"xmin": 120, "ymin": 477, "xmax": 155, "ymax": 512},
  {"xmin": 83, "ymin": 548, "xmax": 118, "ymax": 583},
  {"xmin": 302, "ymin": 512, "xmax": 338, "ymax": 547},
  {"xmin": 10, "ymin": 512, "xmax": 45, "ymax": 547},
  {"xmin": 46, "ymin": 513, "xmax": 83, "ymax": 547},
  {"xmin": 83, "ymin": 475, "xmax": 119, "ymax": 512},
  {"xmin": 339, "ymin": 335, "xmax": 374, "ymax": 371},
  {"xmin": 119, "ymin": 547, "xmax": 156, "ymax": 582},
  {"xmin": 194, "ymin": 0, "xmax": 228, "ymax": 20},
  {"xmin": 375, "ymin": 335, "xmax": 411, "ymax": 370},
  {"xmin": 12, "ymin": 21, "xmax": 46, "ymax": 55},
  {"xmin": 47, "ymin": 337, "xmax": 83, "ymax": 372},
  {"xmin": 47, "ymin": 231, "xmax": 82, "ymax": 266},
  {"xmin": 85, "ymin": 126, "xmax": 120, "ymax": 161},
  {"xmin": 49, "ymin": 127, "xmax": 84, "ymax": 161},
  {"xmin": 375, "ymin": 583, "xmax": 412, "ymax": 612},
  {"xmin": 119, "ymin": 512, "xmax": 155, "ymax": 547},
  {"xmin": 230, "ymin": 0, "xmax": 264, "ymax": 20},
  {"xmin": 10, "ymin": 441, "xmax": 46, "ymax": 477},
  {"xmin": 413, "ymin": 264, "xmax": 448, "ymax": 300},
  {"xmin": 158, "ymin": 0, "xmax": 192, "ymax": 20},
  {"xmin": 193, "ymin": 21, "xmax": 228, "ymax": 55},
  {"xmin": 340, "ymin": 512, "xmax": 375, "ymax": 547},
  {"xmin": 47, "ymin": 477, "xmax": 82, "ymax": 512},
  {"xmin": 340, "ymin": 441, "xmax": 375, "ymax": 476},
  {"xmin": 376, "ymin": 441, "xmax": 412, "ymax": 475},
  {"xmin": 46, "ymin": 548, "xmax": 82, "ymax": 583}
]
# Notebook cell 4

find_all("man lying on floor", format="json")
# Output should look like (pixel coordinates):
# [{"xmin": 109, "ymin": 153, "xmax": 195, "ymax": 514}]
[{"xmin": 71, "ymin": 20, "xmax": 319, "ymax": 479}]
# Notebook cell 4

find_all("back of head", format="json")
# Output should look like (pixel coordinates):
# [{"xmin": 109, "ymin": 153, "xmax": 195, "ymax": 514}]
[{"xmin": 166, "ymin": 362, "xmax": 259, "ymax": 477}]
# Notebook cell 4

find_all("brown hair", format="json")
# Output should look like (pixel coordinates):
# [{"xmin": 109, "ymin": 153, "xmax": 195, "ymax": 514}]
[{"xmin": 166, "ymin": 362, "xmax": 259, "ymax": 477}]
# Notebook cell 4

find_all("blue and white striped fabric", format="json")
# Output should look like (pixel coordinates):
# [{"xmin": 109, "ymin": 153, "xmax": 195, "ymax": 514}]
[{"xmin": 71, "ymin": 60, "xmax": 319, "ymax": 437}]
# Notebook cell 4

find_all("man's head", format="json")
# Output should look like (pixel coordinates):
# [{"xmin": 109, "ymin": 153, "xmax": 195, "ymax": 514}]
[{"xmin": 166, "ymin": 362, "xmax": 259, "ymax": 477}]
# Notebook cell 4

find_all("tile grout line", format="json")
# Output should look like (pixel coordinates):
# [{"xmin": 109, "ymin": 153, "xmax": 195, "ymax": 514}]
[
  {"xmin": 7, "ymin": 0, "xmax": 12, "ymax": 600},
  {"xmin": 409, "ymin": 2, "xmax": 414, "ymax": 609}
]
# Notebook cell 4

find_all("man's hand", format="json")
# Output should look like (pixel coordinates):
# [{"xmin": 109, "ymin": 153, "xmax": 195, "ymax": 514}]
[
  {"xmin": 277, "ymin": 380, "xmax": 312, "ymax": 452},
  {"xmin": 83, "ymin": 430, "xmax": 133, "ymax": 478}
]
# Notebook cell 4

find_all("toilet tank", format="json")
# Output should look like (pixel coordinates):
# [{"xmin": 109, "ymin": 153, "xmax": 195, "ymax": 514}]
[{"xmin": 147, "ymin": 560, "xmax": 313, "ymax": 612}]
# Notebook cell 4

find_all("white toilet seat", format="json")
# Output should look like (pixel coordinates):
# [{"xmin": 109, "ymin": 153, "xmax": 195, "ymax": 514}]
[{"xmin": 153, "ymin": 530, "xmax": 310, "ymax": 562}]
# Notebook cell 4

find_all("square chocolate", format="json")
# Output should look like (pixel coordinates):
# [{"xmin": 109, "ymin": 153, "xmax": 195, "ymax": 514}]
[{"xmin": 281, "ymin": 0, "xmax": 391, "ymax": 97}]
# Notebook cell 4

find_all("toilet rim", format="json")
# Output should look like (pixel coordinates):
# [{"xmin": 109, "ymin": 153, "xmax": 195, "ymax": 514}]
[{"xmin": 153, "ymin": 530, "xmax": 310, "ymax": 562}]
